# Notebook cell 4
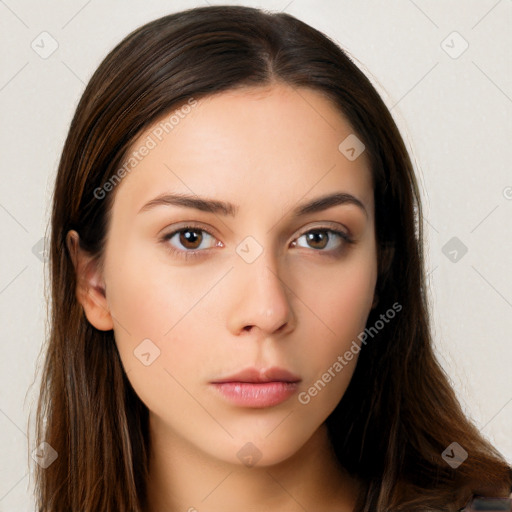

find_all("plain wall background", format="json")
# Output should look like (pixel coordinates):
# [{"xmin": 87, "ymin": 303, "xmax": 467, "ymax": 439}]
[{"xmin": 0, "ymin": 0, "xmax": 511, "ymax": 509}]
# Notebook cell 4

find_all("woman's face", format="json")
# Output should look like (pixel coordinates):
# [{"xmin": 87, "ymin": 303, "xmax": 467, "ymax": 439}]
[{"xmin": 93, "ymin": 83, "xmax": 377, "ymax": 466}]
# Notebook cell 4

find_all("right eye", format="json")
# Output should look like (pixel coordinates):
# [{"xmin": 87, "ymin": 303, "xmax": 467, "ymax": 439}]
[{"xmin": 161, "ymin": 224, "xmax": 221, "ymax": 260}]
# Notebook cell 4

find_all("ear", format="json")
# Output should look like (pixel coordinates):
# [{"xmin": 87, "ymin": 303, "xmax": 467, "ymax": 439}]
[{"xmin": 66, "ymin": 230, "xmax": 114, "ymax": 331}]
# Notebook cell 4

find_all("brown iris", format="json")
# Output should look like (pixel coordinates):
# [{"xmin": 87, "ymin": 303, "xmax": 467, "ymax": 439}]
[
  {"xmin": 305, "ymin": 230, "xmax": 329, "ymax": 250},
  {"xmin": 179, "ymin": 229, "xmax": 203, "ymax": 249}
]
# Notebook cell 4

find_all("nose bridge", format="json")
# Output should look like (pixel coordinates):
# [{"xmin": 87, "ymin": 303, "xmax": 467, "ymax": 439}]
[{"xmin": 228, "ymin": 242, "xmax": 294, "ymax": 335}]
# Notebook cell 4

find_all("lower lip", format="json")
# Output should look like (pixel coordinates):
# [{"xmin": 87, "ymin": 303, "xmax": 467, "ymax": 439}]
[{"xmin": 211, "ymin": 381, "xmax": 299, "ymax": 408}]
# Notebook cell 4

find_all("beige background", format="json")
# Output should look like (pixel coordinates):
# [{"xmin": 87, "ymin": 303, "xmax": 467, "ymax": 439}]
[{"xmin": 0, "ymin": 0, "xmax": 511, "ymax": 508}]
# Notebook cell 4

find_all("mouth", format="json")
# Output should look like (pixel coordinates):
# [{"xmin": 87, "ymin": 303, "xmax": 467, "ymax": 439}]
[{"xmin": 210, "ymin": 367, "xmax": 301, "ymax": 408}]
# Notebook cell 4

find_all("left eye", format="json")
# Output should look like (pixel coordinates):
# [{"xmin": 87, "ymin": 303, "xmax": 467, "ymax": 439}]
[{"xmin": 293, "ymin": 229, "xmax": 351, "ymax": 251}]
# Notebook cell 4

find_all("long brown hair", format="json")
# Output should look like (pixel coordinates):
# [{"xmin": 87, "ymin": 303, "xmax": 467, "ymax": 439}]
[{"xmin": 31, "ymin": 5, "xmax": 512, "ymax": 511}]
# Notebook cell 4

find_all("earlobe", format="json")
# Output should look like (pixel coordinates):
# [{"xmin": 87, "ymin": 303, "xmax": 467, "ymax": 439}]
[{"xmin": 66, "ymin": 230, "xmax": 114, "ymax": 331}]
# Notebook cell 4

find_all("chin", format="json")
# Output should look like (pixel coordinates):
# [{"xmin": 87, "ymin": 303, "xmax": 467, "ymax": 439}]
[{"xmin": 209, "ymin": 431, "xmax": 311, "ymax": 469}]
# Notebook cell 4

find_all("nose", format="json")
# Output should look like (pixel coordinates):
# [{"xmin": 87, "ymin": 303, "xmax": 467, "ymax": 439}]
[{"xmin": 226, "ymin": 250, "xmax": 295, "ymax": 338}]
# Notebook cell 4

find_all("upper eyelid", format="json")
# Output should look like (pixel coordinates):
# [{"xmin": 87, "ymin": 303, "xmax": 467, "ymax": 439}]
[{"xmin": 162, "ymin": 220, "xmax": 350, "ymax": 236}]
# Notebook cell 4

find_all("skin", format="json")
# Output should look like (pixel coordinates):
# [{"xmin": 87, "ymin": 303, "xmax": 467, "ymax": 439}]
[{"xmin": 69, "ymin": 82, "xmax": 378, "ymax": 511}]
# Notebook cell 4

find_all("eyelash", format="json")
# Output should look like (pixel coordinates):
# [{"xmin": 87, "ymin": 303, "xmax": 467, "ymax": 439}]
[{"xmin": 160, "ymin": 223, "xmax": 355, "ymax": 261}]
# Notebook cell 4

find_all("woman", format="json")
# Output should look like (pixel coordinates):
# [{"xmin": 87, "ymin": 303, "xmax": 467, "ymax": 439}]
[{"xmin": 32, "ymin": 5, "xmax": 512, "ymax": 511}]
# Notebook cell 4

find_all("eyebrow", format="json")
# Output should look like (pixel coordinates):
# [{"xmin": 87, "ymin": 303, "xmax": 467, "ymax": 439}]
[{"xmin": 138, "ymin": 191, "xmax": 368, "ymax": 218}]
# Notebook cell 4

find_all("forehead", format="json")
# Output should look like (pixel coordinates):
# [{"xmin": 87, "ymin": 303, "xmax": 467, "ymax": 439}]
[{"xmin": 113, "ymin": 83, "xmax": 374, "ymax": 218}]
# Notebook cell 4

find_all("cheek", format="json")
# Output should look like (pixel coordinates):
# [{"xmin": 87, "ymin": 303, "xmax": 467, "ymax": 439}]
[
  {"xmin": 299, "ymin": 254, "xmax": 377, "ymax": 344},
  {"xmin": 104, "ymin": 293, "xmax": 207, "ymax": 424},
  {"xmin": 103, "ymin": 241, "xmax": 228, "ymax": 399},
  {"xmin": 293, "ymin": 259, "xmax": 376, "ymax": 405},
  {"xmin": 105, "ymin": 237, "xmax": 213, "ymax": 339}
]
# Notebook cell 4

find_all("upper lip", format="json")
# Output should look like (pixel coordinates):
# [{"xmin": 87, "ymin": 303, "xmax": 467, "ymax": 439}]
[{"xmin": 211, "ymin": 367, "xmax": 301, "ymax": 383}]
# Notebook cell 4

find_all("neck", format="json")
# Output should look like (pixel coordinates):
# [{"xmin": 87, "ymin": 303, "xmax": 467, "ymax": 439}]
[{"xmin": 146, "ymin": 416, "xmax": 360, "ymax": 512}]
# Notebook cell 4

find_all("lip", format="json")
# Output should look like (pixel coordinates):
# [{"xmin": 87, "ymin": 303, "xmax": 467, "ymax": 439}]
[
  {"xmin": 210, "ymin": 367, "xmax": 301, "ymax": 408},
  {"xmin": 212, "ymin": 367, "xmax": 301, "ymax": 384}
]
